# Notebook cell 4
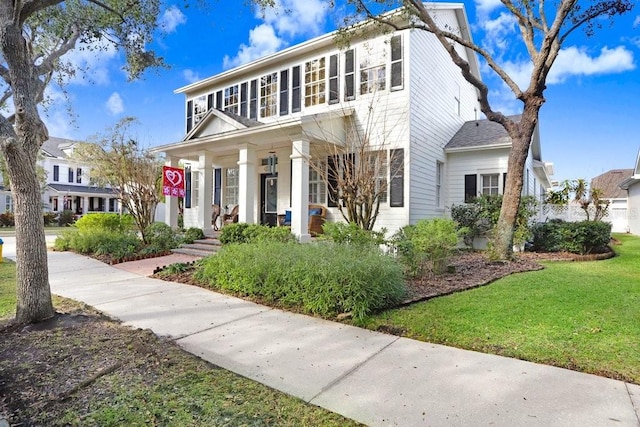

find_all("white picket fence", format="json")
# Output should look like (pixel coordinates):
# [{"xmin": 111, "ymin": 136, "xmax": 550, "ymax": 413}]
[{"xmin": 540, "ymin": 202, "xmax": 628, "ymax": 233}]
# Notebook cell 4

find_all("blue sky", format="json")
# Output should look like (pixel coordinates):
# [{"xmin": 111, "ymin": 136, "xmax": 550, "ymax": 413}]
[{"xmin": 43, "ymin": 0, "xmax": 640, "ymax": 183}]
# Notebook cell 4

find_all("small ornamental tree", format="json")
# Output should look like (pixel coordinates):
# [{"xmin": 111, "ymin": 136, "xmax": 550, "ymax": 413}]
[{"xmin": 545, "ymin": 179, "xmax": 610, "ymax": 221}]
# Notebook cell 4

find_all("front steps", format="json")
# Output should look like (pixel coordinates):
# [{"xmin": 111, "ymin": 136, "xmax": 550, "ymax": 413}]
[{"xmin": 172, "ymin": 237, "xmax": 222, "ymax": 258}]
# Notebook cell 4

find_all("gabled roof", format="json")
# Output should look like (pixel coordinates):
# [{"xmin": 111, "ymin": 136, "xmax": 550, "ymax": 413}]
[
  {"xmin": 591, "ymin": 169, "xmax": 633, "ymax": 199},
  {"xmin": 619, "ymin": 149, "xmax": 640, "ymax": 190},
  {"xmin": 445, "ymin": 115, "xmax": 522, "ymax": 150},
  {"xmin": 41, "ymin": 137, "xmax": 77, "ymax": 159},
  {"xmin": 183, "ymin": 108, "xmax": 262, "ymax": 142}
]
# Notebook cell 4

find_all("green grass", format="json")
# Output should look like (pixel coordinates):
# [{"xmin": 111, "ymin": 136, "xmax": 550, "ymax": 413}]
[
  {"xmin": 0, "ymin": 260, "xmax": 16, "ymax": 318},
  {"xmin": 361, "ymin": 233, "xmax": 640, "ymax": 383}
]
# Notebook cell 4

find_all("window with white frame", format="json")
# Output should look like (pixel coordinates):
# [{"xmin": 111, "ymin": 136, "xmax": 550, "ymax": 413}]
[
  {"xmin": 224, "ymin": 168, "xmax": 239, "ymax": 207},
  {"xmin": 368, "ymin": 151, "xmax": 388, "ymax": 203},
  {"xmin": 5, "ymin": 195, "xmax": 13, "ymax": 213},
  {"xmin": 304, "ymin": 57, "xmax": 326, "ymax": 107},
  {"xmin": 481, "ymin": 174, "xmax": 499, "ymax": 195},
  {"xmin": 260, "ymin": 73, "xmax": 278, "ymax": 118},
  {"xmin": 192, "ymin": 168, "xmax": 200, "ymax": 208},
  {"xmin": 224, "ymin": 85, "xmax": 239, "ymax": 114},
  {"xmin": 193, "ymin": 95, "xmax": 207, "ymax": 125},
  {"xmin": 390, "ymin": 35, "xmax": 403, "ymax": 91},
  {"xmin": 309, "ymin": 161, "xmax": 326, "ymax": 204},
  {"xmin": 436, "ymin": 161, "xmax": 443, "ymax": 207},
  {"xmin": 360, "ymin": 42, "xmax": 386, "ymax": 94}
]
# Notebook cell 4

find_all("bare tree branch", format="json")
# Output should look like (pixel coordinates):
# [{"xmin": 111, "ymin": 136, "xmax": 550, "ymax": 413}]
[{"xmin": 35, "ymin": 26, "xmax": 81, "ymax": 77}]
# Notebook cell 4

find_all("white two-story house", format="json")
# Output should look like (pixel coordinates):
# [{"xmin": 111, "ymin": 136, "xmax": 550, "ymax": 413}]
[{"xmin": 155, "ymin": 3, "xmax": 553, "ymax": 240}]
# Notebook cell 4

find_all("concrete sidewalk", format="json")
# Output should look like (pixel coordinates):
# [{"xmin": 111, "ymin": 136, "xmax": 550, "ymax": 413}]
[{"xmin": 48, "ymin": 251, "xmax": 640, "ymax": 426}]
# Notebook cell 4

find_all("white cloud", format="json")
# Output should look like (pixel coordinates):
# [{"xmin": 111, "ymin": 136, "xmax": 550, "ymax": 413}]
[
  {"xmin": 106, "ymin": 92, "xmax": 124, "ymax": 115},
  {"xmin": 60, "ymin": 38, "xmax": 118, "ymax": 86},
  {"xmin": 475, "ymin": 0, "xmax": 503, "ymax": 14},
  {"xmin": 502, "ymin": 45, "xmax": 635, "ymax": 89},
  {"xmin": 480, "ymin": 12, "xmax": 517, "ymax": 55},
  {"xmin": 634, "ymin": 16, "xmax": 640, "ymax": 27},
  {"xmin": 223, "ymin": 24, "xmax": 284, "ymax": 69},
  {"xmin": 183, "ymin": 69, "xmax": 201, "ymax": 84},
  {"xmin": 223, "ymin": 0, "xmax": 330, "ymax": 69},
  {"xmin": 159, "ymin": 6, "xmax": 186, "ymax": 33},
  {"xmin": 42, "ymin": 110, "xmax": 75, "ymax": 139}
]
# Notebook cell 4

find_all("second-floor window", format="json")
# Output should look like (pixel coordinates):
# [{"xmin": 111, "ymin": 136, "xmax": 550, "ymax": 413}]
[
  {"xmin": 53, "ymin": 165, "xmax": 59, "ymax": 182},
  {"xmin": 360, "ymin": 41, "xmax": 386, "ymax": 94},
  {"xmin": 224, "ymin": 85, "xmax": 239, "ymax": 114},
  {"xmin": 260, "ymin": 73, "xmax": 278, "ymax": 118},
  {"xmin": 304, "ymin": 57, "xmax": 326, "ymax": 107},
  {"xmin": 76, "ymin": 168, "xmax": 82, "ymax": 184},
  {"xmin": 193, "ymin": 95, "xmax": 207, "ymax": 126},
  {"xmin": 68, "ymin": 168, "xmax": 74, "ymax": 183}
]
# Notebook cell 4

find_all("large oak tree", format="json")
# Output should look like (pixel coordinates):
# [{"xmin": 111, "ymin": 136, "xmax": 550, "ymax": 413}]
[
  {"xmin": 0, "ymin": 0, "xmax": 164, "ymax": 323},
  {"xmin": 323, "ymin": 0, "xmax": 633, "ymax": 259}
]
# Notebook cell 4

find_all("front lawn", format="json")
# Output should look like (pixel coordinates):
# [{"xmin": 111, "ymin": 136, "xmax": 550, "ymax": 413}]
[{"xmin": 360, "ymin": 233, "xmax": 640, "ymax": 384}]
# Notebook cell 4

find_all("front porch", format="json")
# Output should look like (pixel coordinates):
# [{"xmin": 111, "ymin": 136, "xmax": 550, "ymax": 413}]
[{"xmin": 156, "ymin": 109, "xmax": 351, "ymax": 241}]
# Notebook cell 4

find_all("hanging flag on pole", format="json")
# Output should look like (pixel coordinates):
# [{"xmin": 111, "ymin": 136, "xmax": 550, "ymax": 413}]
[{"xmin": 162, "ymin": 166, "xmax": 185, "ymax": 197}]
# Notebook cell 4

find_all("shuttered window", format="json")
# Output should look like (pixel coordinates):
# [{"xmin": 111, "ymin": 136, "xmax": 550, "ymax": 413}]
[
  {"xmin": 292, "ymin": 66, "xmax": 301, "ymax": 113},
  {"xmin": 186, "ymin": 100, "xmax": 193, "ymax": 132},
  {"xmin": 329, "ymin": 54, "xmax": 339, "ymax": 104},
  {"xmin": 344, "ymin": 49, "xmax": 355, "ymax": 101},
  {"xmin": 249, "ymin": 79, "xmax": 258, "ymax": 119},
  {"xmin": 464, "ymin": 174, "xmax": 477, "ymax": 203},
  {"xmin": 280, "ymin": 69, "xmax": 289, "ymax": 116}
]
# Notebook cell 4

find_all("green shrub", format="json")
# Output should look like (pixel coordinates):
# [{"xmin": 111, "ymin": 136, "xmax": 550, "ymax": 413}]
[
  {"xmin": 532, "ymin": 220, "xmax": 611, "ymax": 254},
  {"xmin": 182, "ymin": 227, "xmax": 205, "ymax": 244},
  {"xmin": 75, "ymin": 213, "xmax": 135, "ymax": 233},
  {"xmin": 411, "ymin": 218, "xmax": 459, "ymax": 274},
  {"xmin": 53, "ymin": 228, "xmax": 140, "ymax": 261},
  {"xmin": 321, "ymin": 222, "xmax": 386, "ymax": 246},
  {"xmin": 58, "ymin": 210, "xmax": 75, "ymax": 227},
  {"xmin": 43, "ymin": 212, "xmax": 57, "ymax": 226},
  {"xmin": 389, "ymin": 225, "xmax": 421, "ymax": 276},
  {"xmin": 219, "ymin": 223, "xmax": 295, "ymax": 244},
  {"xmin": 450, "ymin": 204, "xmax": 490, "ymax": 247},
  {"xmin": 194, "ymin": 241, "xmax": 405, "ymax": 320},
  {"xmin": 144, "ymin": 222, "xmax": 180, "ymax": 254}
]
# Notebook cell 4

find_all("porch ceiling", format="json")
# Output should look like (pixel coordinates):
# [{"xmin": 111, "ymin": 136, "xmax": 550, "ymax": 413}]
[{"xmin": 154, "ymin": 108, "xmax": 353, "ymax": 162}]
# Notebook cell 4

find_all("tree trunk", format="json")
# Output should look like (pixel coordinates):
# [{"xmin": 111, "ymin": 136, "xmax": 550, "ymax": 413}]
[{"xmin": 493, "ymin": 108, "xmax": 539, "ymax": 260}]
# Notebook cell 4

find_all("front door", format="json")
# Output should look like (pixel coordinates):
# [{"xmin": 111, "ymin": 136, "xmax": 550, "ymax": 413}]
[{"xmin": 260, "ymin": 173, "xmax": 278, "ymax": 226}]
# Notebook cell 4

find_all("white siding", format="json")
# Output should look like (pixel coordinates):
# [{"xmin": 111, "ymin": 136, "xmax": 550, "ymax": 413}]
[
  {"xmin": 628, "ymin": 183, "xmax": 640, "ymax": 235},
  {"xmin": 407, "ymin": 15, "xmax": 480, "ymax": 224}
]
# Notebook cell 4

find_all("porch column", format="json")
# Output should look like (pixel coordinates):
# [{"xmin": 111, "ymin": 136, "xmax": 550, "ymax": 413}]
[
  {"xmin": 238, "ymin": 144, "xmax": 257, "ymax": 224},
  {"xmin": 291, "ymin": 139, "xmax": 310, "ymax": 242},
  {"xmin": 165, "ymin": 156, "xmax": 179, "ymax": 229},
  {"xmin": 198, "ymin": 152, "xmax": 214, "ymax": 234},
  {"xmin": 83, "ymin": 197, "xmax": 89, "ymax": 214}
]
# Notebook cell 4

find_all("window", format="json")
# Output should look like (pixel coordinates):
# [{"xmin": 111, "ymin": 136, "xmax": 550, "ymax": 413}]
[
  {"xmin": 390, "ymin": 35, "xmax": 403, "ymax": 90},
  {"xmin": 360, "ymin": 42, "xmax": 386, "ymax": 94},
  {"xmin": 207, "ymin": 93, "xmax": 213, "ymax": 110},
  {"xmin": 53, "ymin": 165, "xmax": 59, "ymax": 182},
  {"xmin": 224, "ymin": 85, "xmax": 239, "ymax": 114},
  {"xmin": 68, "ymin": 168, "xmax": 74, "ymax": 183},
  {"xmin": 344, "ymin": 49, "xmax": 355, "ymax": 100},
  {"xmin": 436, "ymin": 161, "xmax": 443, "ymax": 207},
  {"xmin": 109, "ymin": 198, "xmax": 117, "ymax": 212},
  {"xmin": 186, "ymin": 100, "xmax": 193, "ymax": 132},
  {"xmin": 192, "ymin": 95, "xmax": 207, "ymax": 126},
  {"xmin": 216, "ymin": 90, "xmax": 223, "ymax": 109},
  {"xmin": 5, "ymin": 195, "xmax": 13, "ymax": 213},
  {"xmin": 249, "ymin": 79, "xmax": 258, "ymax": 120},
  {"xmin": 192, "ymin": 169, "xmax": 200, "ymax": 208},
  {"xmin": 260, "ymin": 73, "xmax": 277, "ymax": 118},
  {"xmin": 482, "ymin": 174, "xmax": 499, "ymax": 195},
  {"xmin": 240, "ymin": 82, "xmax": 248, "ymax": 117},
  {"xmin": 389, "ymin": 149, "xmax": 404, "ymax": 207},
  {"xmin": 329, "ymin": 54, "xmax": 339, "ymax": 104},
  {"xmin": 224, "ymin": 168, "xmax": 239, "ymax": 206},
  {"xmin": 304, "ymin": 57, "xmax": 326, "ymax": 107},
  {"xmin": 464, "ymin": 174, "xmax": 477, "ymax": 202},
  {"xmin": 292, "ymin": 66, "xmax": 301, "ymax": 113},
  {"xmin": 76, "ymin": 168, "xmax": 82, "ymax": 184},
  {"xmin": 309, "ymin": 162, "xmax": 326, "ymax": 204},
  {"xmin": 280, "ymin": 69, "xmax": 289, "ymax": 116},
  {"xmin": 369, "ymin": 151, "xmax": 387, "ymax": 203}
]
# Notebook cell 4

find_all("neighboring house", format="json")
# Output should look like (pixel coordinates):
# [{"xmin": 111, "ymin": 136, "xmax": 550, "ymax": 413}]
[
  {"xmin": 38, "ymin": 137, "xmax": 119, "ymax": 215},
  {"xmin": 155, "ymin": 4, "xmax": 553, "ymax": 239},
  {"xmin": 591, "ymin": 169, "xmax": 633, "ymax": 233},
  {"xmin": 620, "ymin": 150, "xmax": 640, "ymax": 235}
]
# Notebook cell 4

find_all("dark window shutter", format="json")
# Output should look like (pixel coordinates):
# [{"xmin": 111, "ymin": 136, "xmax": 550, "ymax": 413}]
[
  {"xmin": 186, "ymin": 100, "xmax": 193, "ymax": 132},
  {"xmin": 214, "ymin": 168, "xmax": 222, "ymax": 206},
  {"xmin": 292, "ymin": 66, "xmax": 301, "ymax": 113},
  {"xmin": 215, "ymin": 90, "xmax": 223, "ymax": 110},
  {"xmin": 240, "ymin": 82, "xmax": 248, "ymax": 117},
  {"xmin": 390, "ymin": 149, "xmax": 404, "ymax": 207},
  {"xmin": 465, "ymin": 174, "xmax": 477, "ymax": 203},
  {"xmin": 249, "ymin": 79, "xmax": 258, "ymax": 119},
  {"xmin": 280, "ymin": 69, "xmax": 289, "ymax": 116},
  {"xmin": 329, "ymin": 54, "xmax": 339, "ymax": 104},
  {"xmin": 327, "ymin": 156, "xmax": 339, "ymax": 207},
  {"xmin": 185, "ymin": 166, "xmax": 192, "ymax": 208},
  {"xmin": 503, "ymin": 172, "xmax": 507, "ymax": 193},
  {"xmin": 207, "ymin": 94, "xmax": 213, "ymax": 111}
]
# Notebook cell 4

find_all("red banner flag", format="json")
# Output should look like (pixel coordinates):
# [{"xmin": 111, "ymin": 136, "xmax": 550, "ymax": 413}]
[{"xmin": 162, "ymin": 166, "xmax": 185, "ymax": 198}]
